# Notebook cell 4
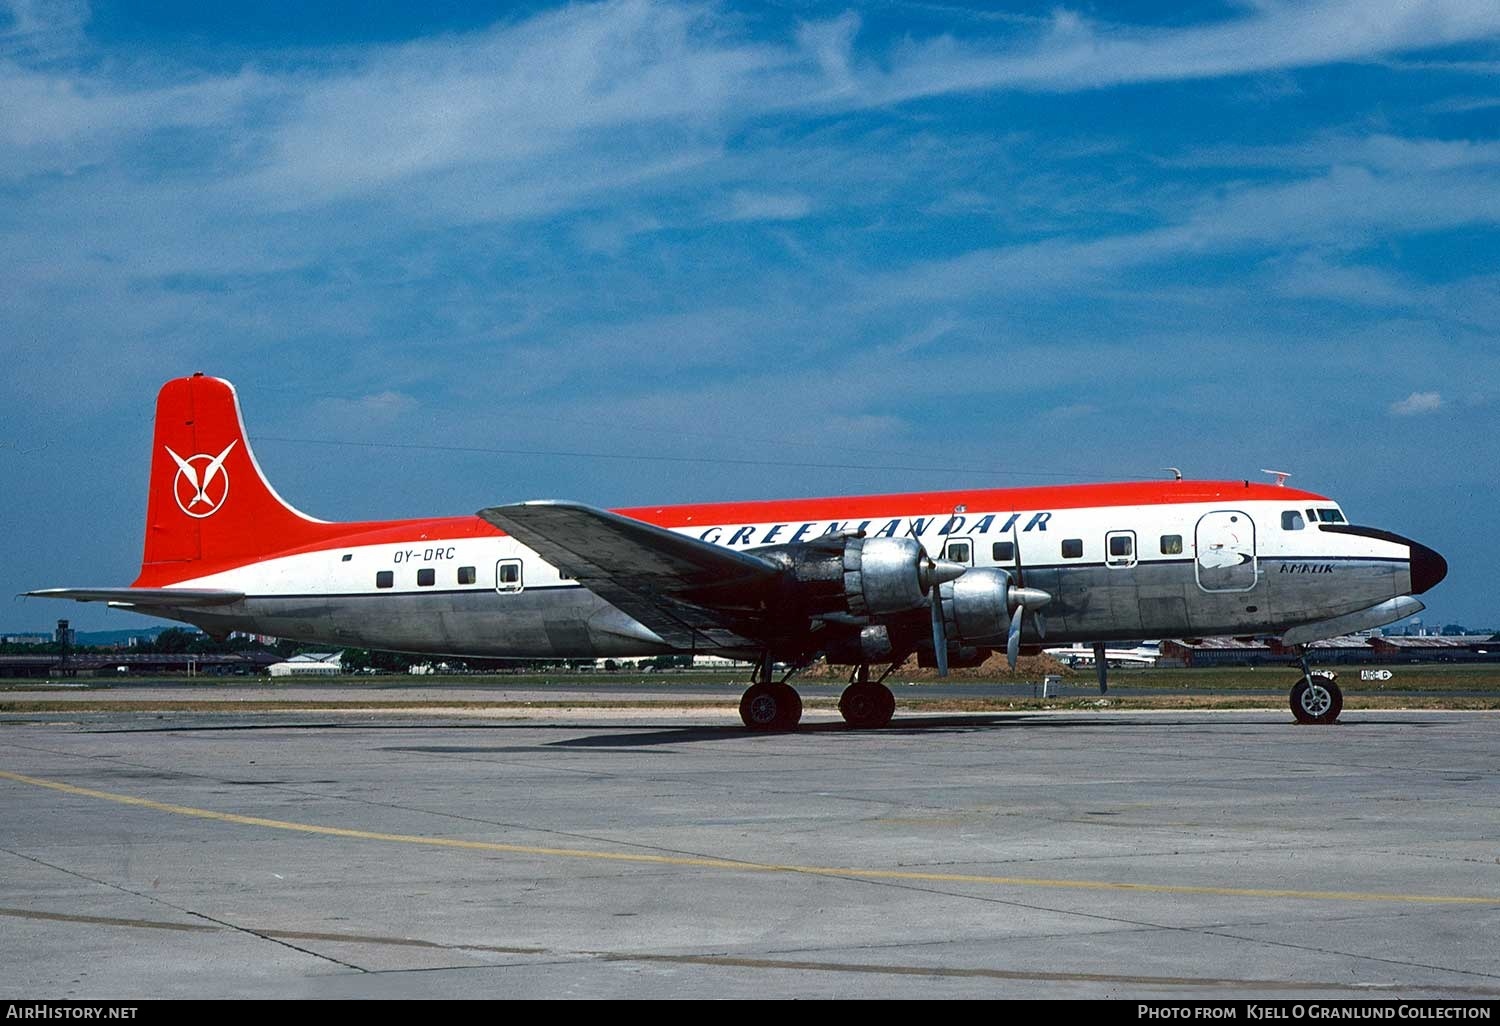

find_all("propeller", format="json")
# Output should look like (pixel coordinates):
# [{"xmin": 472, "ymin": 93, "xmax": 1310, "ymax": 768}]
[
  {"xmin": 925, "ymin": 533, "xmax": 1053, "ymax": 676},
  {"xmin": 923, "ymin": 552, "xmax": 966, "ymax": 677},
  {"xmin": 1005, "ymin": 526, "xmax": 1051, "ymax": 669},
  {"xmin": 930, "ymin": 586, "xmax": 949, "ymax": 677}
]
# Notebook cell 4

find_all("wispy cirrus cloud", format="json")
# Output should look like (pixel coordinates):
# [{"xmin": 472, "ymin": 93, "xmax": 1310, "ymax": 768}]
[{"xmin": 1390, "ymin": 391, "xmax": 1445, "ymax": 416}]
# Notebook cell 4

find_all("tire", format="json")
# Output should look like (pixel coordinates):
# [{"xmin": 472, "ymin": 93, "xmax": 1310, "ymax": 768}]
[
  {"xmin": 1290, "ymin": 674, "xmax": 1342, "ymax": 725},
  {"xmin": 772, "ymin": 682, "xmax": 803, "ymax": 730},
  {"xmin": 740, "ymin": 682, "xmax": 800, "ymax": 731},
  {"xmin": 839, "ymin": 682, "xmax": 894, "ymax": 729}
]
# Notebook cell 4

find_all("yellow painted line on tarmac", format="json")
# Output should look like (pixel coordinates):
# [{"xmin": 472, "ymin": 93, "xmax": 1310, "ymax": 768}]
[{"xmin": 4, "ymin": 768, "xmax": 1497, "ymax": 907}]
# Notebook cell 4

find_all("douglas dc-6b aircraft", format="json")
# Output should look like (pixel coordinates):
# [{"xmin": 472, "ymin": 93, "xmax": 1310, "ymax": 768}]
[{"xmin": 30, "ymin": 374, "xmax": 1446, "ymax": 730}]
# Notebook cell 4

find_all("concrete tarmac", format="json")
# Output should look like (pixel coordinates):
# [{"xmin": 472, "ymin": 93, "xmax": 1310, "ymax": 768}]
[{"xmin": 1, "ymin": 707, "xmax": 1498, "ymax": 999}]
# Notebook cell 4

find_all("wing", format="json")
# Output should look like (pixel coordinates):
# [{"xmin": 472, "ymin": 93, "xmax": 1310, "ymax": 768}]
[
  {"xmin": 476, "ymin": 500, "xmax": 783, "ymax": 650},
  {"xmin": 26, "ymin": 588, "xmax": 245, "ymax": 607}
]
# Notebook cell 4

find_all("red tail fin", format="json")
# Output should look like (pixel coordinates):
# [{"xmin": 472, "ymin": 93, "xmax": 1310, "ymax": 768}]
[{"xmin": 134, "ymin": 374, "xmax": 344, "ymax": 585}]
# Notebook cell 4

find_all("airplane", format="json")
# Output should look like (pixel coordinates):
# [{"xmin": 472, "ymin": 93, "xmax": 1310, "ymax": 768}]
[
  {"xmin": 1044, "ymin": 641, "xmax": 1161, "ymax": 669},
  {"xmin": 28, "ymin": 374, "xmax": 1447, "ymax": 730}
]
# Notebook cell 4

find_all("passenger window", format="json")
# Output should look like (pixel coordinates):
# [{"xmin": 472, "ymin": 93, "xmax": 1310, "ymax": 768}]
[
  {"xmin": 1062, "ymin": 539, "xmax": 1083, "ymax": 559},
  {"xmin": 992, "ymin": 541, "xmax": 1015, "ymax": 562},
  {"xmin": 417, "ymin": 568, "xmax": 435, "ymax": 587},
  {"xmin": 1160, "ymin": 534, "xmax": 1183, "ymax": 554},
  {"xmin": 1109, "ymin": 535, "xmax": 1133, "ymax": 558},
  {"xmin": 458, "ymin": 566, "xmax": 476, "ymax": 585},
  {"xmin": 1282, "ymin": 511, "xmax": 1304, "ymax": 531},
  {"xmin": 945, "ymin": 541, "xmax": 971, "ymax": 564},
  {"xmin": 376, "ymin": 571, "xmax": 394, "ymax": 589}
]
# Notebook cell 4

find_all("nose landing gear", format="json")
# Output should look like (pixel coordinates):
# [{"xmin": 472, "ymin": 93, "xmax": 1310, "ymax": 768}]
[{"xmin": 1290, "ymin": 653, "xmax": 1342, "ymax": 725}]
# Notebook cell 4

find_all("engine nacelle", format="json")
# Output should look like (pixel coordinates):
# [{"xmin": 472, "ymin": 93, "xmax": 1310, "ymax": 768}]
[
  {"xmin": 821, "ymin": 624, "xmax": 897, "ymax": 665},
  {"xmin": 843, "ymin": 537, "xmax": 933, "ymax": 617},
  {"xmin": 939, "ymin": 567, "xmax": 1014, "ymax": 646},
  {"xmin": 917, "ymin": 645, "xmax": 989, "ymax": 669},
  {"xmin": 752, "ymin": 535, "xmax": 943, "ymax": 621}
]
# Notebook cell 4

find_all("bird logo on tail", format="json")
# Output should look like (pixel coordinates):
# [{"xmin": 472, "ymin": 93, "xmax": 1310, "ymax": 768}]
[{"xmin": 166, "ymin": 441, "xmax": 236, "ymax": 518}]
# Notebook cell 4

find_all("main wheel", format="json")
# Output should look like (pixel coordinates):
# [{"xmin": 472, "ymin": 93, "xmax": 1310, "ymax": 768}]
[
  {"xmin": 739, "ymin": 682, "xmax": 801, "ymax": 731},
  {"xmin": 773, "ymin": 682, "xmax": 802, "ymax": 729},
  {"xmin": 839, "ymin": 682, "xmax": 894, "ymax": 729},
  {"xmin": 1290, "ymin": 674, "xmax": 1342, "ymax": 725}
]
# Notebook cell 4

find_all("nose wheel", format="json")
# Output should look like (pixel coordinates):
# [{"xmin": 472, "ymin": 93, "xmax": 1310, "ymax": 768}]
[{"xmin": 1290, "ymin": 669, "xmax": 1342, "ymax": 725}]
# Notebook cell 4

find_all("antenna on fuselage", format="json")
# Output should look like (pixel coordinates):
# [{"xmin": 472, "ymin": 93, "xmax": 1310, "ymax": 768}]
[
  {"xmin": 1162, "ymin": 467, "xmax": 1183, "ymax": 481},
  {"xmin": 1260, "ymin": 469, "xmax": 1292, "ymax": 487}
]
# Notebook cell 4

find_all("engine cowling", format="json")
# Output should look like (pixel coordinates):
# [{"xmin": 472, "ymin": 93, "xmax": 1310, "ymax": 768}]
[
  {"xmin": 751, "ymin": 535, "xmax": 960, "ymax": 621},
  {"xmin": 843, "ymin": 536, "xmax": 936, "ymax": 617},
  {"xmin": 821, "ymin": 624, "xmax": 897, "ymax": 665},
  {"xmin": 939, "ymin": 568, "xmax": 1020, "ymax": 645}
]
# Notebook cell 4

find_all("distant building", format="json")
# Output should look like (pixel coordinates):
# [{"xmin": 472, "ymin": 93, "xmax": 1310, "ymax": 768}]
[
  {"xmin": 1371, "ymin": 636, "xmax": 1499, "ymax": 662},
  {"xmin": 1160, "ymin": 634, "xmax": 1500, "ymax": 667},
  {"xmin": 690, "ymin": 655, "xmax": 753, "ymax": 669},
  {"xmin": 267, "ymin": 652, "xmax": 345, "ymax": 677}
]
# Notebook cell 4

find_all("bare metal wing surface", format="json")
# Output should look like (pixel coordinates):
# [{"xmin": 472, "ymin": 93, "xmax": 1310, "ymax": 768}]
[
  {"xmin": 24, "ymin": 588, "xmax": 245, "ymax": 607},
  {"xmin": 477, "ymin": 500, "xmax": 783, "ymax": 651}
]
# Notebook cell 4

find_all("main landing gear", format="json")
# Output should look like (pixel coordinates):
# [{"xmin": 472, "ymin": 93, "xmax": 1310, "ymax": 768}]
[
  {"xmin": 1289, "ymin": 653, "xmax": 1342, "ymax": 725},
  {"xmin": 838, "ymin": 664, "xmax": 897, "ymax": 730},
  {"xmin": 739, "ymin": 653, "xmax": 803, "ymax": 731},
  {"xmin": 736, "ymin": 658, "xmax": 900, "ymax": 731}
]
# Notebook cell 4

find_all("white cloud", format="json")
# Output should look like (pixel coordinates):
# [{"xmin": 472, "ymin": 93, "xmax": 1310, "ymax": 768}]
[
  {"xmin": 313, "ymin": 390, "xmax": 419, "ymax": 428},
  {"xmin": 721, "ymin": 190, "xmax": 812, "ymax": 222},
  {"xmin": 867, "ymin": 162, "xmax": 1500, "ymax": 304},
  {"xmin": 1389, "ymin": 391, "xmax": 1444, "ymax": 416},
  {"xmin": 868, "ymin": 0, "xmax": 1500, "ymax": 101}
]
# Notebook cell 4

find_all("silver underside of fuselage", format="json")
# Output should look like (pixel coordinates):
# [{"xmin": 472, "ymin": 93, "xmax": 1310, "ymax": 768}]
[{"xmin": 145, "ymin": 554, "xmax": 1414, "ymax": 660}]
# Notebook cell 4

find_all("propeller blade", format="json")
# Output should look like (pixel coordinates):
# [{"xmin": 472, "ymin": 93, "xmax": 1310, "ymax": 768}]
[
  {"xmin": 1033, "ymin": 610, "xmax": 1047, "ymax": 640},
  {"xmin": 1006, "ymin": 604, "xmax": 1023, "ymax": 670},
  {"xmin": 930, "ymin": 587, "xmax": 949, "ymax": 677}
]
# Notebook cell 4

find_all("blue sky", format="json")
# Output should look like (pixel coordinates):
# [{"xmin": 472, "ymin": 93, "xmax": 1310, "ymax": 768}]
[{"xmin": 2, "ymin": 0, "xmax": 1497, "ymax": 634}]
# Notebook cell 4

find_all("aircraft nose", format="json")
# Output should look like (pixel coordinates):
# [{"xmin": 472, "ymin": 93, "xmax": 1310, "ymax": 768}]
[{"xmin": 1410, "ymin": 540, "xmax": 1448, "ymax": 595}]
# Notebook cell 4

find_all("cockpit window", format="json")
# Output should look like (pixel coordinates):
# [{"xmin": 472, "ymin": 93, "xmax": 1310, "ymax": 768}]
[
  {"xmin": 1282, "ymin": 511, "xmax": 1305, "ymax": 531},
  {"xmin": 1316, "ymin": 508, "xmax": 1346, "ymax": 524}
]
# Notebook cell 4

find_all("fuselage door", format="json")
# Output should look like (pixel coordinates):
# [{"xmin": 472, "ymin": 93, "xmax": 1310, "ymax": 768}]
[
  {"xmin": 1105, "ymin": 530, "xmax": 1137, "ymax": 569},
  {"xmin": 1194, "ymin": 510, "xmax": 1257, "ymax": 592},
  {"xmin": 496, "ymin": 558, "xmax": 524, "ymax": 593},
  {"xmin": 943, "ymin": 538, "xmax": 974, "ymax": 566}
]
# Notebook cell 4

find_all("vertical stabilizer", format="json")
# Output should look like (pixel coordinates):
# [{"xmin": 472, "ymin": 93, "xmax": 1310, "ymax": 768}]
[{"xmin": 135, "ymin": 374, "xmax": 340, "ymax": 584}]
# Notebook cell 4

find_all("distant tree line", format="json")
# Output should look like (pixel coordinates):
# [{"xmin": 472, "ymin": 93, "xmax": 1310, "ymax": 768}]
[{"xmin": 0, "ymin": 629, "xmax": 281, "ymax": 657}]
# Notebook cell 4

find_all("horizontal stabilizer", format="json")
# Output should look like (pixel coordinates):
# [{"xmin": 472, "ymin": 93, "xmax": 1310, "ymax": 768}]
[{"xmin": 25, "ymin": 587, "xmax": 245, "ymax": 607}]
